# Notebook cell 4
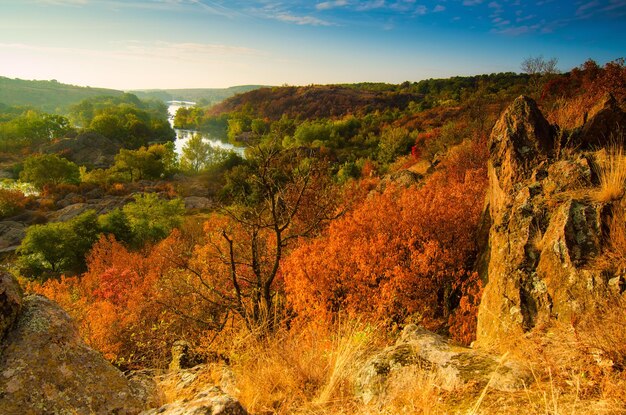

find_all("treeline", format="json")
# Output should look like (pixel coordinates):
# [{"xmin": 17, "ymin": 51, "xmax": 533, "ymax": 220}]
[{"xmin": 0, "ymin": 92, "xmax": 175, "ymax": 152}]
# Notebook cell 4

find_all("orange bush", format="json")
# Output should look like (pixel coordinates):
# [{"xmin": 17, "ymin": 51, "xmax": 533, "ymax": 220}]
[
  {"xmin": 283, "ymin": 140, "xmax": 488, "ymax": 342},
  {"xmin": 0, "ymin": 188, "xmax": 28, "ymax": 219},
  {"xmin": 30, "ymin": 233, "xmax": 201, "ymax": 368}
]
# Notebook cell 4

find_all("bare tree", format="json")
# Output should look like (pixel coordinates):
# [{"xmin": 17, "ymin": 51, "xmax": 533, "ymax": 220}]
[
  {"xmin": 162, "ymin": 142, "xmax": 342, "ymax": 334},
  {"xmin": 521, "ymin": 55, "xmax": 559, "ymax": 76}
]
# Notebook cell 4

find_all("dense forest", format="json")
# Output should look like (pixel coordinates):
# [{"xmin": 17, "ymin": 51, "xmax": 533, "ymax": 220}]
[{"xmin": 1, "ymin": 58, "xmax": 626, "ymax": 414}]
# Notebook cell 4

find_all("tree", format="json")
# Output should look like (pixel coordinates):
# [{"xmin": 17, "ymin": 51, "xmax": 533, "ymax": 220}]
[
  {"xmin": 122, "ymin": 193, "xmax": 184, "ymax": 247},
  {"xmin": 180, "ymin": 134, "xmax": 211, "ymax": 173},
  {"xmin": 377, "ymin": 126, "xmax": 416, "ymax": 164},
  {"xmin": 112, "ymin": 143, "xmax": 176, "ymax": 181},
  {"xmin": 521, "ymin": 56, "xmax": 559, "ymax": 95},
  {"xmin": 19, "ymin": 153, "xmax": 80, "ymax": 189},
  {"xmin": 18, "ymin": 210, "xmax": 100, "ymax": 278},
  {"xmin": 173, "ymin": 143, "xmax": 341, "ymax": 333},
  {"xmin": 521, "ymin": 55, "xmax": 559, "ymax": 76}
]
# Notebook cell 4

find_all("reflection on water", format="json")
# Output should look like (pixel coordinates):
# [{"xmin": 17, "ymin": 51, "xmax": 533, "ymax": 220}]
[{"xmin": 166, "ymin": 101, "xmax": 245, "ymax": 158}]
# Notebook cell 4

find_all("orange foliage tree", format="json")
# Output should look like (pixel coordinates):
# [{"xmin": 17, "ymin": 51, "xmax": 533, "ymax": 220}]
[{"xmin": 283, "ymin": 139, "xmax": 488, "ymax": 342}]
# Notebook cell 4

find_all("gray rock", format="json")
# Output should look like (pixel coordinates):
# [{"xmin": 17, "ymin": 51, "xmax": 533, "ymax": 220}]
[
  {"xmin": 356, "ymin": 325, "xmax": 531, "ymax": 404},
  {"xmin": 184, "ymin": 196, "xmax": 211, "ymax": 210},
  {"xmin": 0, "ymin": 295, "xmax": 145, "ymax": 415},
  {"xmin": 573, "ymin": 94, "xmax": 626, "ymax": 150},
  {"xmin": 140, "ymin": 386, "xmax": 248, "ymax": 415},
  {"xmin": 169, "ymin": 340, "xmax": 204, "ymax": 371},
  {"xmin": 0, "ymin": 221, "xmax": 26, "ymax": 252}
]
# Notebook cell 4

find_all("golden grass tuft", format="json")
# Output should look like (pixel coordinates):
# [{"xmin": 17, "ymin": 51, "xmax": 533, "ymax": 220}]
[
  {"xmin": 226, "ymin": 321, "xmax": 378, "ymax": 415},
  {"xmin": 594, "ymin": 144, "xmax": 626, "ymax": 203}
]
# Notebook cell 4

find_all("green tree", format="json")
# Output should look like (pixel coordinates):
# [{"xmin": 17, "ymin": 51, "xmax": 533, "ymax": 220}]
[
  {"xmin": 377, "ymin": 126, "xmax": 416, "ymax": 164},
  {"xmin": 18, "ymin": 210, "xmax": 99, "ymax": 278},
  {"xmin": 98, "ymin": 208, "xmax": 133, "ymax": 244},
  {"xmin": 19, "ymin": 154, "xmax": 80, "ymax": 189},
  {"xmin": 122, "ymin": 193, "xmax": 184, "ymax": 247},
  {"xmin": 112, "ymin": 143, "xmax": 176, "ymax": 181},
  {"xmin": 181, "ymin": 134, "xmax": 211, "ymax": 173}
]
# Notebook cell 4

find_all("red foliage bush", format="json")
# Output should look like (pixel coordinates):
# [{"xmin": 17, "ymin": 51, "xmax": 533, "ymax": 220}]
[{"xmin": 283, "ymin": 139, "xmax": 488, "ymax": 343}]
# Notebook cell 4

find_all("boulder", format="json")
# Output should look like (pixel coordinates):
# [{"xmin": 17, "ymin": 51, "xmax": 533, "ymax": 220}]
[
  {"xmin": 0, "ymin": 295, "xmax": 144, "ymax": 414},
  {"xmin": 184, "ymin": 196, "xmax": 211, "ymax": 210},
  {"xmin": 140, "ymin": 386, "xmax": 247, "ymax": 415},
  {"xmin": 0, "ymin": 272, "xmax": 21, "ymax": 340},
  {"xmin": 355, "ymin": 325, "xmax": 531, "ymax": 404},
  {"xmin": 47, "ymin": 195, "xmax": 132, "ymax": 222},
  {"xmin": 0, "ymin": 221, "xmax": 26, "ymax": 253}
]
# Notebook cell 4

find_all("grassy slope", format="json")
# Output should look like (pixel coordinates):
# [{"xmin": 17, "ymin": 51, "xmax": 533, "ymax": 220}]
[{"xmin": 0, "ymin": 77, "xmax": 123, "ymax": 113}]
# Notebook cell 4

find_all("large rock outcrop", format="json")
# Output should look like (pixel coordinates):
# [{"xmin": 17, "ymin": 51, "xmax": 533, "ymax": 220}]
[
  {"xmin": 356, "ymin": 325, "xmax": 531, "ymax": 404},
  {"xmin": 0, "ymin": 295, "xmax": 145, "ymax": 414},
  {"xmin": 476, "ymin": 95, "xmax": 622, "ymax": 345},
  {"xmin": 41, "ymin": 131, "xmax": 121, "ymax": 169}
]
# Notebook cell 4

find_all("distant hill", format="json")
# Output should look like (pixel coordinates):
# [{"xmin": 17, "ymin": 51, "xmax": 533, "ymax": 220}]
[
  {"xmin": 208, "ymin": 85, "xmax": 423, "ymax": 120},
  {"xmin": 0, "ymin": 77, "xmax": 123, "ymax": 114},
  {"xmin": 129, "ymin": 85, "xmax": 267, "ymax": 107}
]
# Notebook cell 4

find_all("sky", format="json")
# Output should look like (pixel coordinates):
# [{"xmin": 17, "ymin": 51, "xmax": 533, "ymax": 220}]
[{"xmin": 0, "ymin": 0, "xmax": 625, "ymax": 90}]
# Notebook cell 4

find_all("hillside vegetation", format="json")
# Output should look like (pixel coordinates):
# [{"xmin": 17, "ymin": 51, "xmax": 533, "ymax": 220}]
[
  {"xmin": 0, "ymin": 76, "xmax": 123, "ymax": 114},
  {"xmin": 1, "ymin": 58, "xmax": 625, "ymax": 414}
]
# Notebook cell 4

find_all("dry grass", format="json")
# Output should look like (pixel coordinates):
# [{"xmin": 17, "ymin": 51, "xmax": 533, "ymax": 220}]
[
  {"xmin": 224, "ymin": 322, "xmax": 378, "ymax": 415},
  {"xmin": 593, "ymin": 144, "xmax": 626, "ymax": 203},
  {"xmin": 182, "ymin": 312, "xmax": 626, "ymax": 415},
  {"xmin": 597, "ymin": 199, "xmax": 626, "ymax": 273}
]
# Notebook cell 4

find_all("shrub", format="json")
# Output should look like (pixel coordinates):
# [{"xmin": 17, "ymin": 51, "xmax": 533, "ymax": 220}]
[
  {"xmin": 284, "ymin": 139, "xmax": 488, "ymax": 341},
  {"xmin": 0, "ymin": 188, "xmax": 28, "ymax": 219}
]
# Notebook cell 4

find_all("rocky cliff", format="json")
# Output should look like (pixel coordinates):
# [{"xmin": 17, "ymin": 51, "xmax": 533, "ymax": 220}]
[{"xmin": 476, "ymin": 95, "xmax": 626, "ymax": 345}]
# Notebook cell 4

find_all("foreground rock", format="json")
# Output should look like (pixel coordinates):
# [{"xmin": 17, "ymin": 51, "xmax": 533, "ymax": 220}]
[
  {"xmin": 141, "ymin": 386, "xmax": 247, "ymax": 415},
  {"xmin": 0, "ymin": 295, "xmax": 144, "ymax": 414},
  {"xmin": 137, "ymin": 363, "xmax": 246, "ymax": 415},
  {"xmin": 476, "ymin": 95, "xmax": 621, "ymax": 345},
  {"xmin": 356, "ymin": 325, "xmax": 531, "ymax": 404}
]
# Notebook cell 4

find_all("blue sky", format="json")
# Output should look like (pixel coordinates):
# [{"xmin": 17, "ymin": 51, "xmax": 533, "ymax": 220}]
[{"xmin": 0, "ymin": 0, "xmax": 624, "ymax": 89}]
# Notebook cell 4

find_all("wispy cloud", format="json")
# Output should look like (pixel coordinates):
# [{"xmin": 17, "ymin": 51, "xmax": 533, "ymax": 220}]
[
  {"xmin": 33, "ymin": 0, "xmax": 88, "ymax": 5},
  {"xmin": 355, "ymin": 0, "xmax": 386, "ymax": 11},
  {"xmin": 316, "ymin": 0, "xmax": 349, "ymax": 11},
  {"xmin": 272, "ymin": 12, "xmax": 334, "ymax": 26},
  {"xmin": 31, "ymin": 0, "xmax": 240, "ymax": 17},
  {"xmin": 433, "ymin": 4, "xmax": 445, "ymax": 12}
]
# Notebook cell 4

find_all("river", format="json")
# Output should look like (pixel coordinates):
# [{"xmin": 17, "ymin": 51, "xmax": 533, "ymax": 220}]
[{"xmin": 167, "ymin": 101, "xmax": 244, "ymax": 157}]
